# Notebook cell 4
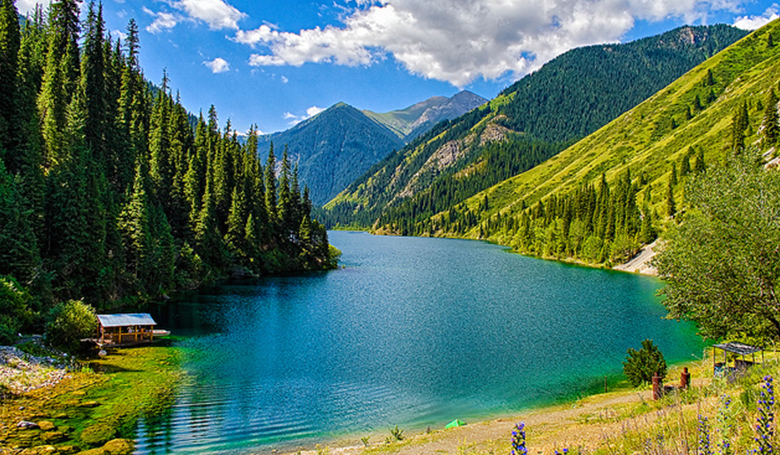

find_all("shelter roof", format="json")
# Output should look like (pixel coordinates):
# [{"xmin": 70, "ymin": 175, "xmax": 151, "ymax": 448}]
[
  {"xmin": 97, "ymin": 313, "xmax": 157, "ymax": 328},
  {"xmin": 713, "ymin": 342, "xmax": 762, "ymax": 356}
]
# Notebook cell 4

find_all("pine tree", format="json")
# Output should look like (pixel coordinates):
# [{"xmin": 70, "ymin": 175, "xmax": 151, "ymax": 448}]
[
  {"xmin": 265, "ymin": 144, "xmax": 278, "ymax": 224},
  {"xmin": 117, "ymin": 163, "xmax": 153, "ymax": 286},
  {"xmin": 694, "ymin": 148, "xmax": 706, "ymax": 173},
  {"xmin": 666, "ymin": 181, "xmax": 676, "ymax": 219},
  {"xmin": 680, "ymin": 151, "xmax": 691, "ymax": 177},
  {"xmin": 0, "ymin": 160, "xmax": 40, "ymax": 284},
  {"xmin": 763, "ymin": 89, "xmax": 779, "ymax": 146},
  {"xmin": 731, "ymin": 101, "xmax": 749, "ymax": 152},
  {"xmin": 0, "ymin": 0, "xmax": 21, "ymax": 157},
  {"xmin": 277, "ymin": 147, "xmax": 293, "ymax": 237}
]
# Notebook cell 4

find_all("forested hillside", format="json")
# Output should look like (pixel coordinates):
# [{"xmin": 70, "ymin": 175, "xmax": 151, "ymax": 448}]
[
  {"xmin": 413, "ymin": 20, "xmax": 780, "ymax": 266},
  {"xmin": 323, "ymin": 25, "xmax": 747, "ymax": 229},
  {"xmin": 0, "ymin": 0, "xmax": 334, "ymax": 342},
  {"xmin": 258, "ymin": 103, "xmax": 405, "ymax": 206}
]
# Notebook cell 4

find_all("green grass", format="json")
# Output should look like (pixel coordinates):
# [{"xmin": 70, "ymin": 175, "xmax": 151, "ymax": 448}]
[{"xmin": 453, "ymin": 20, "xmax": 780, "ymax": 239}]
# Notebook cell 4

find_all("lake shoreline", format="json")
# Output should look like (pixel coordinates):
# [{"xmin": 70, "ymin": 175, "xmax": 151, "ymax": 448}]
[{"xmin": 278, "ymin": 360, "xmax": 705, "ymax": 455}]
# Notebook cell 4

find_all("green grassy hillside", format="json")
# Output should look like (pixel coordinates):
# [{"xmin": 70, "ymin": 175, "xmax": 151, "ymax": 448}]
[
  {"xmin": 426, "ymin": 20, "xmax": 780, "ymax": 264},
  {"xmin": 323, "ymin": 25, "xmax": 747, "ymax": 229}
]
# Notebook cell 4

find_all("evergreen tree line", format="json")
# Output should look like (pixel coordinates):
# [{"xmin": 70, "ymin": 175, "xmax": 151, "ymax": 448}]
[
  {"xmin": 375, "ymin": 138, "xmax": 568, "ymax": 234},
  {"xmin": 0, "ymin": 0, "xmax": 333, "ymax": 341}
]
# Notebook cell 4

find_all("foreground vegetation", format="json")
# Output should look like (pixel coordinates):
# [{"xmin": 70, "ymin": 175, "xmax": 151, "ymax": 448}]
[{"xmin": 310, "ymin": 355, "xmax": 778, "ymax": 455}]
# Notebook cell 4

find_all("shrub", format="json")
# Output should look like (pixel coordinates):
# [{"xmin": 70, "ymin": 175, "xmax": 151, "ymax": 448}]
[
  {"xmin": 44, "ymin": 299, "xmax": 97, "ymax": 353},
  {"xmin": 623, "ymin": 339, "xmax": 667, "ymax": 387},
  {"xmin": 0, "ymin": 276, "xmax": 35, "ymax": 345}
]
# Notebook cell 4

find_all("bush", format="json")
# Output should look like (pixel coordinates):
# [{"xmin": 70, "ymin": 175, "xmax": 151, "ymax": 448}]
[
  {"xmin": 0, "ymin": 276, "xmax": 34, "ymax": 345},
  {"xmin": 623, "ymin": 339, "xmax": 667, "ymax": 387},
  {"xmin": 44, "ymin": 300, "xmax": 97, "ymax": 353}
]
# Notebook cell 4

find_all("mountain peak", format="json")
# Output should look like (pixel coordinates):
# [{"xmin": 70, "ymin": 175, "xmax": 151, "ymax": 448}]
[{"xmin": 363, "ymin": 91, "xmax": 488, "ymax": 142}]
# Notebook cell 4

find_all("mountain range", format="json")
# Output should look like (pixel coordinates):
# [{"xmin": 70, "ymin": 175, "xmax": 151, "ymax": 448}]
[
  {"xmin": 323, "ymin": 24, "xmax": 749, "ymax": 229},
  {"xmin": 258, "ymin": 91, "xmax": 487, "ymax": 205}
]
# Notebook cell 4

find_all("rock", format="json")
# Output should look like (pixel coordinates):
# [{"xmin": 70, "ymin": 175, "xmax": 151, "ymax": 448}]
[
  {"xmin": 54, "ymin": 413, "xmax": 69, "ymax": 419},
  {"xmin": 37, "ymin": 421, "xmax": 56, "ymax": 431},
  {"xmin": 17, "ymin": 420, "xmax": 39, "ymax": 429},
  {"xmin": 40, "ymin": 431, "xmax": 65, "ymax": 443},
  {"xmin": 80, "ymin": 423, "xmax": 114, "ymax": 446},
  {"xmin": 75, "ymin": 438, "xmax": 134, "ymax": 455},
  {"xmin": 72, "ymin": 391, "xmax": 86, "ymax": 397},
  {"xmin": 102, "ymin": 439, "xmax": 134, "ymax": 454},
  {"xmin": 58, "ymin": 446, "xmax": 79, "ymax": 454},
  {"xmin": 79, "ymin": 401, "xmax": 99, "ymax": 408},
  {"xmin": 20, "ymin": 445, "xmax": 58, "ymax": 455}
]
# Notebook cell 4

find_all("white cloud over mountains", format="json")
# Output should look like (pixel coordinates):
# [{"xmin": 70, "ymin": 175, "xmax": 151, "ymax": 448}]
[
  {"xmin": 733, "ymin": 4, "xmax": 779, "ymax": 30},
  {"xmin": 234, "ymin": 0, "xmax": 751, "ymax": 87},
  {"xmin": 283, "ymin": 106, "xmax": 326, "ymax": 125}
]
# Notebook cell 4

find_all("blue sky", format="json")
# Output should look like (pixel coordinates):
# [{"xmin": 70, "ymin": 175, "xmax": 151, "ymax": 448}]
[{"xmin": 17, "ymin": 0, "xmax": 780, "ymax": 134}]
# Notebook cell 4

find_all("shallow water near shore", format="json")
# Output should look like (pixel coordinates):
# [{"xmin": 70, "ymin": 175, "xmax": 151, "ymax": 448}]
[{"xmin": 134, "ymin": 231, "xmax": 704, "ymax": 454}]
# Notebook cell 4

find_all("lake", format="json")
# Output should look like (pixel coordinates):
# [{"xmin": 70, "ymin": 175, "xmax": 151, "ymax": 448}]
[{"xmin": 134, "ymin": 231, "xmax": 704, "ymax": 454}]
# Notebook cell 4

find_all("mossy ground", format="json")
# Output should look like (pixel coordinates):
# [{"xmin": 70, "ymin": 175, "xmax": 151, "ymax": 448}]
[{"xmin": 0, "ymin": 344, "xmax": 182, "ymax": 454}]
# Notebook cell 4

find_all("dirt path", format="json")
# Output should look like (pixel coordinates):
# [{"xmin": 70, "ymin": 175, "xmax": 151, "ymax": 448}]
[{"xmin": 613, "ymin": 240, "xmax": 659, "ymax": 275}]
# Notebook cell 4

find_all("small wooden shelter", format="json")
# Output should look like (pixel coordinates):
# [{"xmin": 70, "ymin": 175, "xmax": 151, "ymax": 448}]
[
  {"xmin": 713, "ymin": 342, "xmax": 763, "ymax": 376},
  {"xmin": 97, "ymin": 313, "xmax": 158, "ymax": 346}
]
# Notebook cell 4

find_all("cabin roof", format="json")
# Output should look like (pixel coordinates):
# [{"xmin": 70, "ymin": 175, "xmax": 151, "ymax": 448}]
[
  {"xmin": 97, "ymin": 313, "xmax": 157, "ymax": 328},
  {"xmin": 713, "ymin": 342, "xmax": 762, "ymax": 356}
]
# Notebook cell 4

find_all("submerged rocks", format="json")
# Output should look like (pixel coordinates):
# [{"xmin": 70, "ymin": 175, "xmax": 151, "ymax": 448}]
[{"xmin": 75, "ymin": 438, "xmax": 134, "ymax": 455}]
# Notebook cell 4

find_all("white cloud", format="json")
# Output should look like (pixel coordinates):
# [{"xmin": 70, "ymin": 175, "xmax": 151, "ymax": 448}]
[
  {"xmin": 283, "ymin": 106, "xmax": 326, "ymax": 125},
  {"xmin": 167, "ymin": 0, "xmax": 247, "ymax": 30},
  {"xmin": 233, "ymin": 0, "xmax": 754, "ymax": 87},
  {"xmin": 204, "ymin": 57, "xmax": 231, "ymax": 73},
  {"xmin": 733, "ymin": 4, "xmax": 779, "ymax": 30},
  {"xmin": 144, "ymin": 0, "xmax": 246, "ymax": 34},
  {"xmin": 15, "ymin": 0, "xmax": 46, "ymax": 15},
  {"xmin": 281, "ymin": 75, "xmax": 289, "ymax": 84},
  {"xmin": 144, "ymin": 7, "xmax": 180, "ymax": 34}
]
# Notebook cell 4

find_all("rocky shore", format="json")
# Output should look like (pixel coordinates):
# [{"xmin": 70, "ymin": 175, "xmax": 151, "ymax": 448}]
[{"xmin": 0, "ymin": 346, "xmax": 72, "ymax": 395}]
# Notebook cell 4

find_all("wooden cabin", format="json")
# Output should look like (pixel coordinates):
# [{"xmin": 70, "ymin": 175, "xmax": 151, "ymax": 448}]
[{"xmin": 97, "ymin": 313, "xmax": 158, "ymax": 346}]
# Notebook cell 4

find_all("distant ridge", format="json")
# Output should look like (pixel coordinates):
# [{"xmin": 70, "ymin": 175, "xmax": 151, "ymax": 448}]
[
  {"xmin": 363, "ymin": 91, "xmax": 488, "ymax": 142},
  {"xmin": 257, "ymin": 91, "xmax": 487, "ymax": 205}
]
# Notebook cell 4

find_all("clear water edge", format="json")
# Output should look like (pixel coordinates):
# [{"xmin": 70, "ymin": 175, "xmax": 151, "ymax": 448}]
[{"xmin": 133, "ymin": 231, "xmax": 704, "ymax": 455}]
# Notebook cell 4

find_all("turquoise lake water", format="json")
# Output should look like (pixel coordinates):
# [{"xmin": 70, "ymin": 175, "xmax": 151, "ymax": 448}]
[{"xmin": 134, "ymin": 231, "xmax": 704, "ymax": 454}]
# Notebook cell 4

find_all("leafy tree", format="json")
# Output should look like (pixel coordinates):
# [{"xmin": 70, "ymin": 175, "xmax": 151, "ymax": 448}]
[
  {"xmin": 623, "ymin": 339, "xmax": 667, "ymax": 387},
  {"xmin": 45, "ymin": 299, "xmax": 96, "ymax": 352},
  {"xmin": 656, "ymin": 150, "xmax": 780, "ymax": 339}
]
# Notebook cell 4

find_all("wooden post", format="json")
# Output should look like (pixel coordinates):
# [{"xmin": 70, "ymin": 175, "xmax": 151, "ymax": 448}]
[
  {"xmin": 652, "ymin": 372, "xmax": 663, "ymax": 400},
  {"xmin": 681, "ymin": 367, "xmax": 691, "ymax": 389}
]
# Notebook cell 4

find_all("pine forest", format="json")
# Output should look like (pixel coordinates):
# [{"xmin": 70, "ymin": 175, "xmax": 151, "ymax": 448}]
[{"xmin": 0, "ymin": 0, "xmax": 335, "ymax": 341}]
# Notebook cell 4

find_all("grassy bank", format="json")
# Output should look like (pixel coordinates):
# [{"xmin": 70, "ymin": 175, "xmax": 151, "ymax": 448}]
[
  {"xmin": 291, "ymin": 355, "xmax": 780, "ymax": 455},
  {"xmin": 1, "ymin": 343, "xmax": 182, "ymax": 454}
]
